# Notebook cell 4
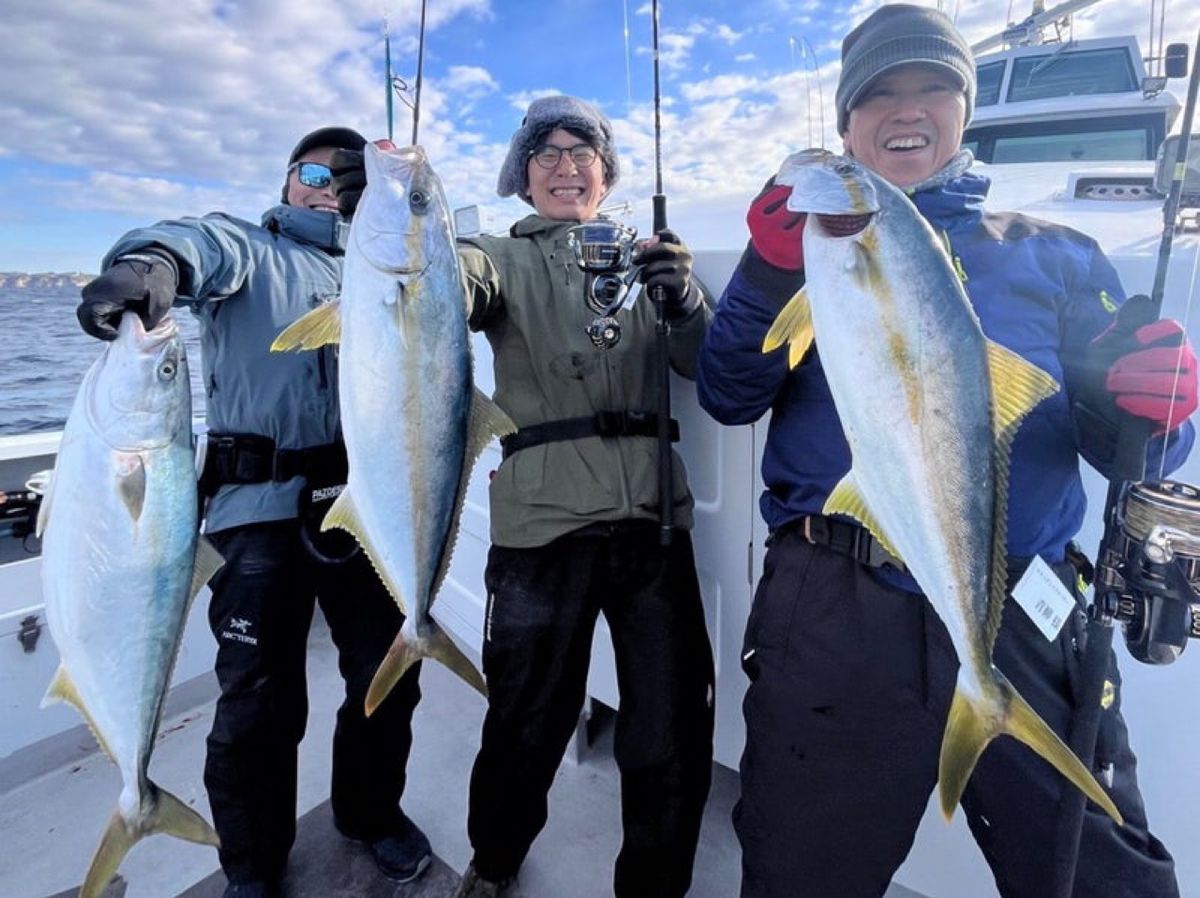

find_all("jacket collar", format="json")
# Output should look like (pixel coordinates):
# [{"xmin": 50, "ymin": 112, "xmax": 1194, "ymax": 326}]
[
  {"xmin": 261, "ymin": 205, "xmax": 350, "ymax": 254},
  {"xmin": 909, "ymin": 163, "xmax": 990, "ymax": 233},
  {"xmin": 509, "ymin": 214, "xmax": 579, "ymax": 238}
]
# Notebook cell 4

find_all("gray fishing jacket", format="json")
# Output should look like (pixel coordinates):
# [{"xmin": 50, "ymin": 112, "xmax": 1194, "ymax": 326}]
[
  {"xmin": 104, "ymin": 206, "xmax": 348, "ymax": 533},
  {"xmin": 460, "ymin": 214, "xmax": 712, "ymax": 548}
]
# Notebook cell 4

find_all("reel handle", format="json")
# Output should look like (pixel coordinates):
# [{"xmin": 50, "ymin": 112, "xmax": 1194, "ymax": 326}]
[{"xmin": 1111, "ymin": 415, "xmax": 1153, "ymax": 483}]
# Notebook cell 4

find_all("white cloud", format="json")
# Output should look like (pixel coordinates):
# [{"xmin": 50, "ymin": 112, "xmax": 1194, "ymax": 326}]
[{"xmin": 444, "ymin": 65, "xmax": 500, "ymax": 94}]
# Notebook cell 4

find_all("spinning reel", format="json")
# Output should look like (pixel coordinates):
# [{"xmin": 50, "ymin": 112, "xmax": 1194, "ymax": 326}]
[{"xmin": 566, "ymin": 219, "xmax": 641, "ymax": 350}]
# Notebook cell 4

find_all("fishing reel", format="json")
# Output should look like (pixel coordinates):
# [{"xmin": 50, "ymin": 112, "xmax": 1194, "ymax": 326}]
[
  {"xmin": 566, "ymin": 219, "xmax": 640, "ymax": 350},
  {"xmin": 1093, "ymin": 480, "xmax": 1200, "ymax": 664}
]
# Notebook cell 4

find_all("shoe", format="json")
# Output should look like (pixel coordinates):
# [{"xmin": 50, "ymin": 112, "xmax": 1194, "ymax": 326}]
[
  {"xmin": 222, "ymin": 881, "xmax": 282, "ymax": 898},
  {"xmin": 359, "ymin": 812, "xmax": 433, "ymax": 883},
  {"xmin": 454, "ymin": 861, "xmax": 516, "ymax": 898}
]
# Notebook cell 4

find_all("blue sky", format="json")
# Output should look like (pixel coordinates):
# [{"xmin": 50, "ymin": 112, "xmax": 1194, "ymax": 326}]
[{"xmin": 2, "ymin": 0, "xmax": 1198, "ymax": 273}]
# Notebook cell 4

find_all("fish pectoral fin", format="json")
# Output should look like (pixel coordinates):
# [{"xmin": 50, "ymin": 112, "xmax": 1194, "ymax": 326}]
[
  {"xmin": 938, "ymin": 676, "xmax": 1124, "ymax": 826},
  {"xmin": 189, "ymin": 536, "xmax": 225, "ymax": 599},
  {"xmin": 822, "ymin": 473, "xmax": 903, "ymax": 562},
  {"xmin": 270, "ymin": 299, "xmax": 342, "ymax": 352},
  {"xmin": 762, "ymin": 287, "xmax": 815, "ymax": 369},
  {"xmin": 986, "ymin": 341, "xmax": 1059, "ymax": 441},
  {"xmin": 116, "ymin": 454, "xmax": 147, "ymax": 523},
  {"xmin": 79, "ymin": 785, "xmax": 219, "ymax": 898}
]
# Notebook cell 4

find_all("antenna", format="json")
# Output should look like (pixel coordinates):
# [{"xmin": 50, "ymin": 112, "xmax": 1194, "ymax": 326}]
[{"xmin": 971, "ymin": 0, "xmax": 1100, "ymax": 55}]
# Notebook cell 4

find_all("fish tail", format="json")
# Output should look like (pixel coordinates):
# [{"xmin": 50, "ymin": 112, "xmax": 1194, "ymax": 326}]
[
  {"xmin": 426, "ymin": 620, "xmax": 488, "ymax": 697},
  {"xmin": 365, "ymin": 619, "xmax": 486, "ymax": 716},
  {"xmin": 79, "ymin": 784, "xmax": 219, "ymax": 898},
  {"xmin": 938, "ymin": 675, "xmax": 1123, "ymax": 826}
]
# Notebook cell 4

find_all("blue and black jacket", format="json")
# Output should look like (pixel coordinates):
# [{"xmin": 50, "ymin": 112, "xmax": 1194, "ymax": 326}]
[{"xmin": 695, "ymin": 168, "xmax": 1194, "ymax": 570}]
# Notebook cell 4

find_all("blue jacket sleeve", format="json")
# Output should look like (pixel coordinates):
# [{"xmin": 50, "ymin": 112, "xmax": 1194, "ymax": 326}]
[
  {"xmin": 696, "ymin": 245, "xmax": 805, "ymax": 425},
  {"xmin": 104, "ymin": 213, "xmax": 256, "ymax": 307},
  {"xmin": 1061, "ymin": 238, "xmax": 1195, "ymax": 477}
]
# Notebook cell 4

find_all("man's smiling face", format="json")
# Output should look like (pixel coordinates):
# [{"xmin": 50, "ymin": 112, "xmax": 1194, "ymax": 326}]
[
  {"xmin": 842, "ymin": 63, "xmax": 967, "ymax": 188},
  {"xmin": 525, "ymin": 128, "xmax": 607, "ymax": 221}
]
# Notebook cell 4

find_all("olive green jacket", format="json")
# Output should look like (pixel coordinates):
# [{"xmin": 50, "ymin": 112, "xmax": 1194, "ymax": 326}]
[{"xmin": 459, "ymin": 215, "xmax": 712, "ymax": 548}]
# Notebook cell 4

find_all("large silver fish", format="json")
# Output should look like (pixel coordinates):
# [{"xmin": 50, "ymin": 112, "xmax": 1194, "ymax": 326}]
[
  {"xmin": 274, "ymin": 143, "xmax": 514, "ymax": 713},
  {"xmin": 763, "ymin": 149, "xmax": 1122, "ymax": 824},
  {"xmin": 38, "ymin": 312, "xmax": 222, "ymax": 898}
]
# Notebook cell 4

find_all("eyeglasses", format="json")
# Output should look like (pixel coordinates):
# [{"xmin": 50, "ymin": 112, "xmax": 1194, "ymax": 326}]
[
  {"xmin": 528, "ymin": 143, "xmax": 599, "ymax": 170},
  {"xmin": 288, "ymin": 161, "xmax": 332, "ymax": 189}
]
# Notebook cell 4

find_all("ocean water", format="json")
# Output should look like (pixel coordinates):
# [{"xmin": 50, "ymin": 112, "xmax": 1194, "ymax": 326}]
[{"xmin": 0, "ymin": 286, "xmax": 205, "ymax": 436}]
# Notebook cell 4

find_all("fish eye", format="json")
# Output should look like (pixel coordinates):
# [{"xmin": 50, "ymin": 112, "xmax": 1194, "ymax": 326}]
[
  {"xmin": 409, "ymin": 190, "xmax": 429, "ymax": 213},
  {"xmin": 158, "ymin": 360, "xmax": 177, "ymax": 380}
]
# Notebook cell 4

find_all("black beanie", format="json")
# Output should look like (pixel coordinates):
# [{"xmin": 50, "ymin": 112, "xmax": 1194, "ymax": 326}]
[{"xmin": 835, "ymin": 4, "xmax": 976, "ymax": 134}]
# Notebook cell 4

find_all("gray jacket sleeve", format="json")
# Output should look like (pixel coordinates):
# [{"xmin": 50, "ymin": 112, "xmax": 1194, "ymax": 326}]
[{"xmin": 103, "ymin": 213, "xmax": 258, "ymax": 307}]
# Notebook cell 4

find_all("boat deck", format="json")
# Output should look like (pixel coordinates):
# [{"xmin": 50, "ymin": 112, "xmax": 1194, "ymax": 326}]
[{"xmin": 0, "ymin": 610, "xmax": 931, "ymax": 898}]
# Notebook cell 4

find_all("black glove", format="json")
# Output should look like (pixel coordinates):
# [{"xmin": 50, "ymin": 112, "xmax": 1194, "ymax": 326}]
[
  {"xmin": 330, "ymin": 148, "xmax": 366, "ymax": 219},
  {"xmin": 634, "ymin": 229, "xmax": 700, "ymax": 320},
  {"xmin": 77, "ymin": 250, "xmax": 179, "ymax": 341}
]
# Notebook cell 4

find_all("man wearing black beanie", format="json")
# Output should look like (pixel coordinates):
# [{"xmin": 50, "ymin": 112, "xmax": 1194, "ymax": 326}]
[
  {"xmin": 77, "ymin": 126, "xmax": 431, "ymax": 898},
  {"xmin": 697, "ymin": 5, "xmax": 1192, "ymax": 897}
]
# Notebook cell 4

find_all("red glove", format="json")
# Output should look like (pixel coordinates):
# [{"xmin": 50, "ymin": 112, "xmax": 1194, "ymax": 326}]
[
  {"xmin": 746, "ymin": 183, "xmax": 807, "ymax": 271},
  {"xmin": 1105, "ymin": 318, "xmax": 1198, "ymax": 432}
]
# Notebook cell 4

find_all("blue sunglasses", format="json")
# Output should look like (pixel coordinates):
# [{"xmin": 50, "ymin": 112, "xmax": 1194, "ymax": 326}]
[{"xmin": 288, "ymin": 161, "xmax": 332, "ymax": 189}]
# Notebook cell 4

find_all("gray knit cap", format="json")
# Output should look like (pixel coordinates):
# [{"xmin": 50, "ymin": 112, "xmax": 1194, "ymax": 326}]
[
  {"xmin": 835, "ymin": 4, "xmax": 976, "ymax": 134},
  {"xmin": 497, "ymin": 95, "xmax": 620, "ymax": 204}
]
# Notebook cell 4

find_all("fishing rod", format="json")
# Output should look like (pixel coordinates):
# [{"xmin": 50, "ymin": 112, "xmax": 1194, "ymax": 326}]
[
  {"xmin": 1051, "ymin": 29, "xmax": 1200, "ymax": 898},
  {"xmin": 382, "ymin": 2, "xmax": 427, "ymax": 146},
  {"xmin": 411, "ymin": 0, "xmax": 427, "ymax": 146},
  {"xmin": 651, "ymin": 0, "xmax": 674, "ymax": 547}
]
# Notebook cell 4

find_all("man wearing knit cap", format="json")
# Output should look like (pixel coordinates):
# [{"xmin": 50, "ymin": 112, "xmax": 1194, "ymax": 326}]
[
  {"xmin": 332, "ymin": 93, "xmax": 717, "ymax": 898},
  {"xmin": 78, "ymin": 126, "xmax": 431, "ymax": 898},
  {"xmin": 697, "ymin": 5, "xmax": 1191, "ymax": 897},
  {"xmin": 455, "ymin": 92, "xmax": 716, "ymax": 898}
]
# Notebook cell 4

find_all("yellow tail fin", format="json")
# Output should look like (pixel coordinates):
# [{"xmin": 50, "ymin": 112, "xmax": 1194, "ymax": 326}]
[
  {"xmin": 938, "ymin": 674, "xmax": 1123, "ymax": 826},
  {"xmin": 80, "ymin": 783, "xmax": 219, "ymax": 898},
  {"xmin": 365, "ymin": 619, "xmax": 487, "ymax": 716}
]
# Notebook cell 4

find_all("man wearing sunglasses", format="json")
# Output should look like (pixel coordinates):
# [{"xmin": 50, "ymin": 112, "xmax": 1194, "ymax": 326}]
[{"xmin": 76, "ymin": 127, "xmax": 430, "ymax": 898}]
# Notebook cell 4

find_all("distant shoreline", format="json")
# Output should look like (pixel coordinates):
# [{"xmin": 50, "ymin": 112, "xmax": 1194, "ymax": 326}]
[{"xmin": 0, "ymin": 273, "xmax": 94, "ymax": 290}]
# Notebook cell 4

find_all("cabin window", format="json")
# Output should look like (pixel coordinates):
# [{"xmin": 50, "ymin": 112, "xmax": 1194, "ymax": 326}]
[
  {"xmin": 962, "ymin": 113, "xmax": 1163, "ymax": 164},
  {"xmin": 1008, "ymin": 48, "xmax": 1138, "ymax": 102},
  {"xmin": 975, "ymin": 62, "xmax": 1005, "ymax": 107},
  {"xmin": 993, "ymin": 128, "xmax": 1148, "ymax": 163}
]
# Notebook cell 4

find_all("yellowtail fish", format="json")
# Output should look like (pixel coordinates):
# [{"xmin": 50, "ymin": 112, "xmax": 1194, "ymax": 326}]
[
  {"xmin": 764, "ymin": 149, "xmax": 1122, "ymax": 824},
  {"xmin": 274, "ymin": 143, "xmax": 514, "ymax": 713},
  {"xmin": 40, "ymin": 312, "xmax": 223, "ymax": 897}
]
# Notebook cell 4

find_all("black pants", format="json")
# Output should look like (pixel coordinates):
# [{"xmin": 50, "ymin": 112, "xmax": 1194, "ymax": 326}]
[
  {"xmin": 735, "ymin": 530, "xmax": 1178, "ymax": 898},
  {"xmin": 204, "ymin": 520, "xmax": 423, "ymax": 884},
  {"xmin": 466, "ymin": 523, "xmax": 715, "ymax": 898}
]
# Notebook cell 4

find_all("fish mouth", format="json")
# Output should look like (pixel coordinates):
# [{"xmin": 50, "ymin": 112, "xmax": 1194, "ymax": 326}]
[{"xmin": 814, "ymin": 213, "xmax": 874, "ymax": 237}]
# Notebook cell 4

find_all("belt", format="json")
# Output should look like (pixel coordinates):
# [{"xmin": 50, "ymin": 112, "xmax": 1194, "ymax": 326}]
[
  {"xmin": 500, "ymin": 411, "xmax": 679, "ymax": 460},
  {"xmin": 795, "ymin": 514, "xmax": 908, "ymax": 572},
  {"xmin": 199, "ymin": 433, "xmax": 347, "ymax": 495}
]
